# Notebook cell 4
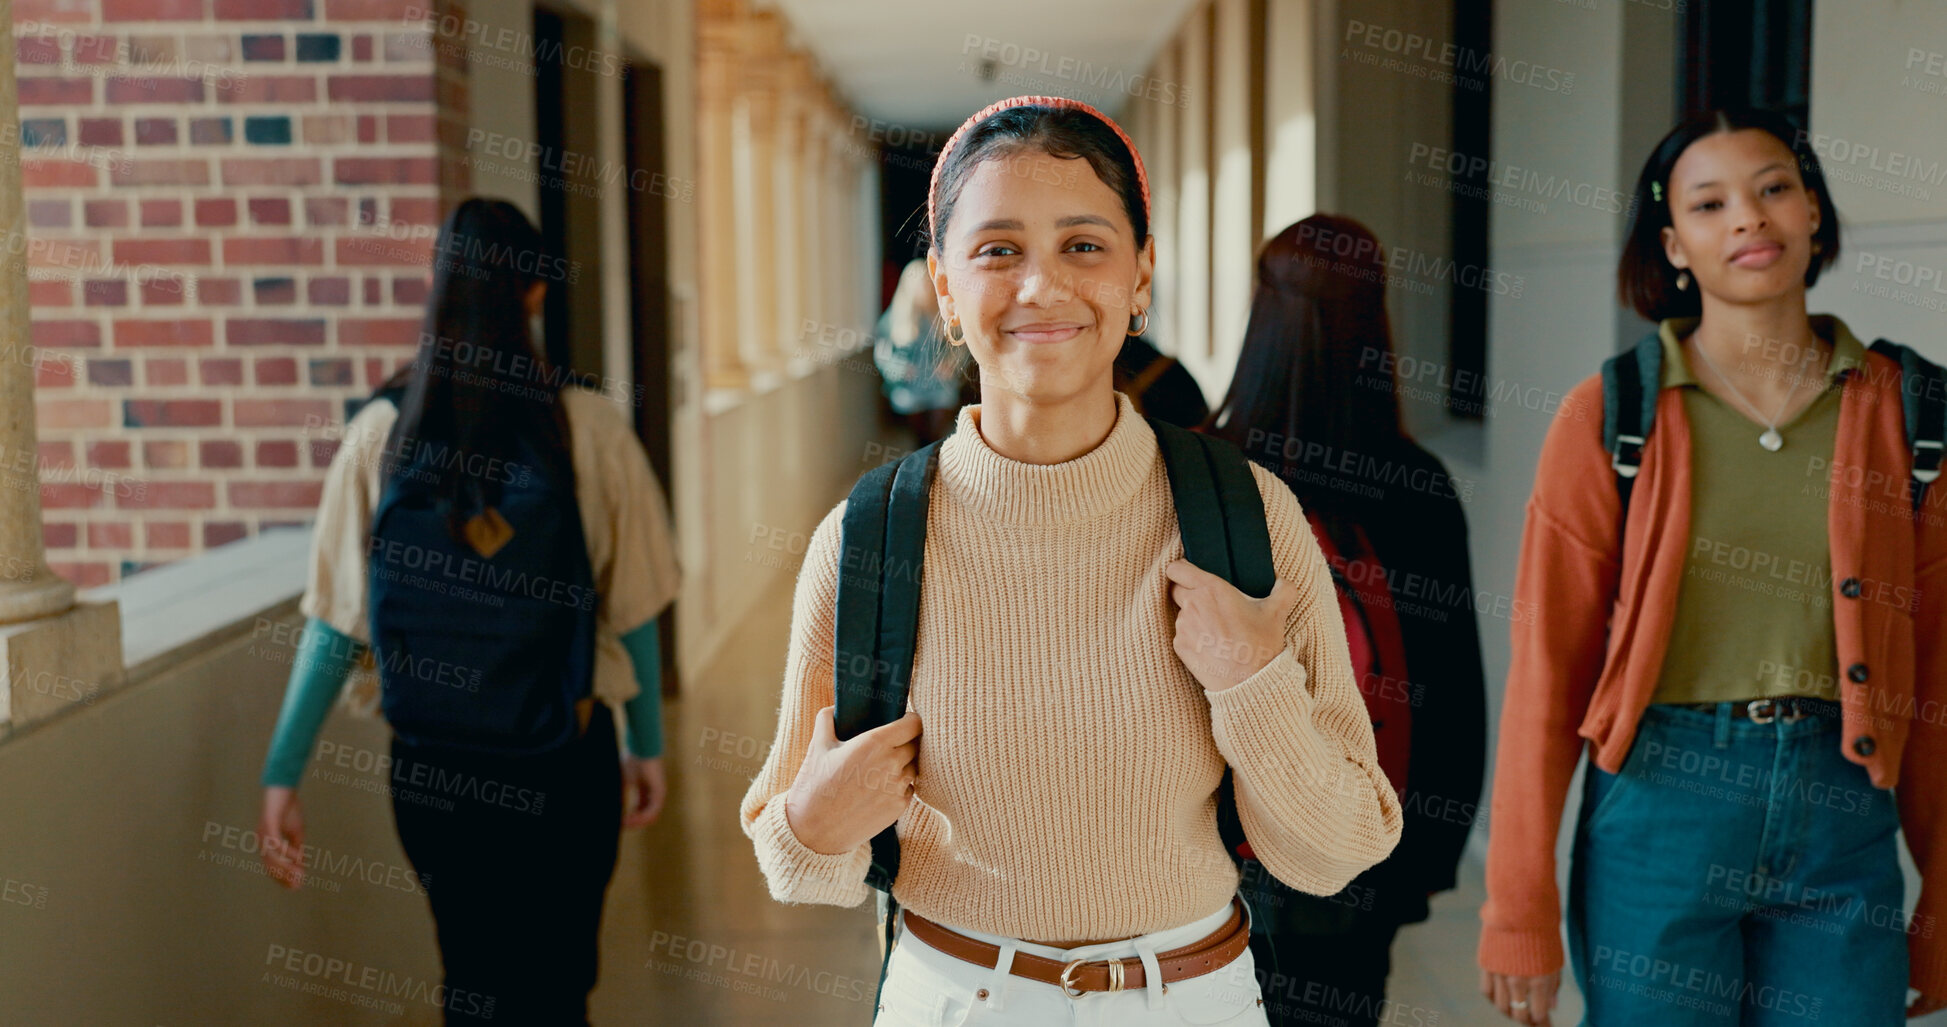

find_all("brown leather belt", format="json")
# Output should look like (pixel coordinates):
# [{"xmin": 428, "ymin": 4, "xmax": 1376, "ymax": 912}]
[{"xmin": 899, "ymin": 897, "xmax": 1251, "ymax": 997}]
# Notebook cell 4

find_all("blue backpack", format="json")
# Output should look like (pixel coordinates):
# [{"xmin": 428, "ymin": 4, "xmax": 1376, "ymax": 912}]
[{"xmin": 366, "ymin": 388, "xmax": 598, "ymax": 754}]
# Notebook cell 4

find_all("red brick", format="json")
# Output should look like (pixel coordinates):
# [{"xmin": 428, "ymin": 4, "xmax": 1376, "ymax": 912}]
[
  {"xmin": 87, "ymin": 440, "xmax": 132, "ymax": 469},
  {"xmin": 140, "ymin": 199, "xmax": 183, "ymax": 227},
  {"xmin": 219, "ymin": 159, "xmax": 323, "ymax": 190},
  {"xmin": 326, "ymin": 74, "xmax": 434, "ymax": 103},
  {"xmin": 28, "ymin": 198, "xmax": 71, "ymax": 228},
  {"xmin": 339, "ymin": 318, "xmax": 422, "ymax": 347},
  {"xmin": 195, "ymin": 198, "xmax": 237, "ymax": 227},
  {"xmin": 17, "ymin": 36, "xmax": 62, "ymax": 64},
  {"xmin": 39, "ymin": 440, "xmax": 75, "ymax": 468},
  {"xmin": 364, "ymin": 357, "xmax": 388, "ymax": 385},
  {"xmin": 215, "ymin": 0, "xmax": 312, "ymax": 17},
  {"xmin": 28, "ymin": 238, "xmax": 101, "ymax": 275},
  {"xmin": 84, "ymin": 199, "xmax": 129, "ymax": 228},
  {"xmin": 103, "ymin": 0, "xmax": 204, "ymax": 19},
  {"xmin": 357, "ymin": 115, "xmax": 378, "ymax": 144},
  {"xmin": 336, "ymin": 156, "xmax": 438, "ymax": 186},
  {"xmin": 223, "ymin": 237, "xmax": 324, "ymax": 265},
  {"xmin": 388, "ymin": 196, "xmax": 440, "ymax": 226},
  {"xmin": 352, "ymin": 35, "xmax": 373, "ymax": 61},
  {"xmin": 229, "ymin": 319, "xmax": 325, "ymax": 346},
  {"xmin": 255, "ymin": 440, "xmax": 299, "ymax": 467},
  {"xmin": 110, "ymin": 160, "xmax": 212, "ymax": 187},
  {"xmin": 16, "ymin": 0, "xmax": 93, "ymax": 23},
  {"xmin": 30, "ymin": 280, "xmax": 73, "ymax": 307},
  {"xmin": 20, "ymin": 78, "xmax": 93, "ymax": 106},
  {"xmin": 363, "ymin": 277, "xmax": 381, "ymax": 305},
  {"xmin": 38, "ymin": 398, "xmax": 112, "ymax": 428},
  {"xmin": 197, "ymin": 278, "xmax": 243, "ymax": 305},
  {"xmin": 88, "ymin": 359, "xmax": 134, "ymax": 386},
  {"xmin": 391, "ymin": 276, "xmax": 428, "ymax": 305},
  {"xmin": 253, "ymin": 357, "xmax": 298, "ymax": 385},
  {"xmin": 309, "ymin": 439, "xmax": 338, "ymax": 466},
  {"xmin": 229, "ymin": 480, "xmax": 322, "ymax": 508},
  {"xmin": 199, "ymin": 440, "xmax": 243, "ymax": 468},
  {"xmin": 142, "ymin": 440, "xmax": 190, "ymax": 468},
  {"xmin": 305, "ymin": 197, "xmax": 349, "ymax": 226},
  {"xmin": 114, "ymin": 319, "xmax": 214, "ymax": 347},
  {"xmin": 308, "ymin": 278, "xmax": 351, "ymax": 305},
  {"xmin": 44, "ymin": 522, "xmax": 79, "ymax": 549},
  {"xmin": 34, "ymin": 320, "xmax": 102, "ymax": 348},
  {"xmin": 204, "ymin": 521, "xmax": 249, "ymax": 547},
  {"xmin": 88, "ymin": 522, "xmax": 134, "ymax": 549},
  {"xmin": 234, "ymin": 398, "xmax": 327, "ymax": 427},
  {"xmin": 40, "ymin": 483, "xmax": 108, "ymax": 510},
  {"xmin": 106, "ymin": 78, "xmax": 205, "ymax": 104},
  {"xmin": 146, "ymin": 521, "xmax": 192, "ymax": 548},
  {"xmin": 118, "ymin": 481, "xmax": 216, "ymax": 509},
  {"xmin": 77, "ymin": 119, "xmax": 124, "ymax": 147},
  {"xmin": 146, "ymin": 358, "xmax": 188, "ymax": 385},
  {"xmin": 140, "ymin": 278, "xmax": 188, "ymax": 306},
  {"xmin": 336, "ymin": 234, "xmax": 428, "ymax": 267},
  {"xmin": 72, "ymin": 35, "xmax": 124, "ymax": 64},
  {"xmin": 134, "ymin": 117, "xmax": 179, "ymax": 145},
  {"xmin": 199, "ymin": 357, "xmax": 244, "ymax": 384},
  {"xmin": 36, "ymin": 357, "xmax": 77, "ymax": 388},
  {"xmin": 324, "ymin": 0, "xmax": 416, "ymax": 16},
  {"xmin": 82, "ymin": 280, "xmax": 128, "ymax": 307},
  {"xmin": 248, "ymin": 197, "xmax": 292, "ymax": 225},
  {"xmin": 50, "ymin": 562, "xmax": 113, "ymax": 588},
  {"xmin": 23, "ymin": 159, "xmax": 98, "ymax": 189},
  {"xmin": 112, "ymin": 240, "xmax": 210, "ymax": 267},
  {"xmin": 123, "ymin": 399, "xmax": 220, "ymax": 427},
  {"xmin": 219, "ymin": 76, "xmax": 317, "ymax": 104}
]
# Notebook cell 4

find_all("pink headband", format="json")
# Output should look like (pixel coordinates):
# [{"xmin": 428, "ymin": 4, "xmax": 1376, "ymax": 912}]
[{"xmin": 926, "ymin": 94, "xmax": 1152, "ymax": 247}]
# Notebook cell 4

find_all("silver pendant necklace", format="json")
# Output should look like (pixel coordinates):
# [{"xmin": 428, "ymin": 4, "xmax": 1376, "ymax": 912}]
[{"xmin": 1687, "ymin": 334, "xmax": 1807, "ymax": 451}]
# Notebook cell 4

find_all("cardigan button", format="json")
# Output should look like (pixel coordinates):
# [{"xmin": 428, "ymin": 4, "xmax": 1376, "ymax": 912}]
[
  {"xmin": 1840, "ymin": 577, "xmax": 1862, "ymax": 598},
  {"xmin": 1848, "ymin": 663, "xmax": 1870, "ymax": 684},
  {"xmin": 1854, "ymin": 736, "xmax": 1877, "ymax": 757}
]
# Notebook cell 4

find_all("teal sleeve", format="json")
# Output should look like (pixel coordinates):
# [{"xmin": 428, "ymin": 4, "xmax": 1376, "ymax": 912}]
[
  {"xmin": 620, "ymin": 618, "xmax": 665, "ymax": 759},
  {"xmin": 260, "ymin": 618, "xmax": 365, "ymax": 788}
]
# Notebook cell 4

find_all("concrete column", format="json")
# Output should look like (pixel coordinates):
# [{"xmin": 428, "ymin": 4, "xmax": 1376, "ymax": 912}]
[
  {"xmin": 0, "ymin": 0, "xmax": 124, "ymax": 727},
  {"xmin": 696, "ymin": 0, "xmax": 748, "ymax": 389}
]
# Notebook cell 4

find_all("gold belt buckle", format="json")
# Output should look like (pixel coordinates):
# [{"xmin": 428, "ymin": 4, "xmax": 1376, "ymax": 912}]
[{"xmin": 1059, "ymin": 958, "xmax": 1089, "ymax": 998}]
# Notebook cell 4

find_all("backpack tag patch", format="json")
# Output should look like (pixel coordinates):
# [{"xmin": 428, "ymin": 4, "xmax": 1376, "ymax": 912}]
[{"xmin": 463, "ymin": 507, "xmax": 514, "ymax": 558}]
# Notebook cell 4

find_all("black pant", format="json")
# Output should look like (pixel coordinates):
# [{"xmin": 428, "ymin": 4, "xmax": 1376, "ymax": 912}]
[
  {"xmin": 1251, "ymin": 919, "xmax": 1402, "ymax": 1027},
  {"xmin": 390, "ymin": 705, "xmax": 623, "ymax": 1026}
]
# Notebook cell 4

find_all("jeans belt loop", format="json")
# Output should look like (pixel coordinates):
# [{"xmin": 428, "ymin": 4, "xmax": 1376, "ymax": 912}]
[{"xmin": 1713, "ymin": 702, "xmax": 1733, "ymax": 747}]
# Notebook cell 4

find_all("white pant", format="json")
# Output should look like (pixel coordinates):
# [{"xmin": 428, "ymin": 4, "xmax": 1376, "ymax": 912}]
[{"xmin": 872, "ymin": 898, "xmax": 1270, "ymax": 1027}]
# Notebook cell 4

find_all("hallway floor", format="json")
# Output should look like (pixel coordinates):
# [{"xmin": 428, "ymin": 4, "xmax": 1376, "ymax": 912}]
[{"xmin": 583, "ymin": 576, "xmax": 1586, "ymax": 1026}]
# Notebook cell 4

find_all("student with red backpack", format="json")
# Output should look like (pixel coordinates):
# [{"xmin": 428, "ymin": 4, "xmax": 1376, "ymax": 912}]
[
  {"xmin": 738, "ymin": 95, "xmax": 1402, "ymax": 1027},
  {"xmin": 1478, "ymin": 110, "xmax": 1947, "ymax": 1024},
  {"xmin": 1206, "ymin": 215, "xmax": 1487, "ymax": 1027},
  {"xmin": 255, "ymin": 199, "xmax": 681, "ymax": 1026}
]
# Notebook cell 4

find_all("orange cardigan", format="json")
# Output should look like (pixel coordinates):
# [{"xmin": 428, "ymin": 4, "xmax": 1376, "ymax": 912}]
[{"xmin": 1478, "ymin": 350, "xmax": 1947, "ymax": 996}]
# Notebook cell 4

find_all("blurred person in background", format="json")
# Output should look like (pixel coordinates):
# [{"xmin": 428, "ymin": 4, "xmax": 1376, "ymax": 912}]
[
  {"xmin": 875, "ymin": 257, "xmax": 967, "ymax": 446},
  {"xmin": 1208, "ymin": 214, "xmax": 1487, "ymax": 1027}
]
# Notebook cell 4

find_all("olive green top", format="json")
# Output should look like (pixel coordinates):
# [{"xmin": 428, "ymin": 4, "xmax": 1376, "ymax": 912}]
[{"xmin": 1651, "ymin": 315, "xmax": 1867, "ymax": 705}]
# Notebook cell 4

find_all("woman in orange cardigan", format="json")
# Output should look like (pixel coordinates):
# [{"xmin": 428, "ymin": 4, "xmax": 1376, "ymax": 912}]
[{"xmin": 1478, "ymin": 109, "xmax": 1947, "ymax": 1024}]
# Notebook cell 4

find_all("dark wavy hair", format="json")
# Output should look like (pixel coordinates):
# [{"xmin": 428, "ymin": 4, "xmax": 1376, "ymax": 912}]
[
  {"xmin": 1207, "ymin": 215, "xmax": 1403, "ymax": 553},
  {"xmin": 927, "ymin": 103, "xmax": 1148, "ymax": 250},
  {"xmin": 381, "ymin": 198, "xmax": 575, "ymax": 542},
  {"xmin": 1618, "ymin": 108, "xmax": 1842, "ymax": 322}
]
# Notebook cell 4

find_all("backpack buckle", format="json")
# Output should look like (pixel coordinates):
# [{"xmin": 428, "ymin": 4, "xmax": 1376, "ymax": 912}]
[
  {"xmin": 1611, "ymin": 434, "xmax": 1646, "ymax": 479},
  {"xmin": 1914, "ymin": 439, "xmax": 1943, "ymax": 484}
]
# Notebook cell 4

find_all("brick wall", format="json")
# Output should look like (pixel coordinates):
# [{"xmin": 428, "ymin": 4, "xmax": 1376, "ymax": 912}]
[{"xmin": 16, "ymin": 0, "xmax": 469, "ymax": 587}]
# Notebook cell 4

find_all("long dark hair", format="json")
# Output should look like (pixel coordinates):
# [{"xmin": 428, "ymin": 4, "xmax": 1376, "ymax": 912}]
[
  {"xmin": 1618, "ymin": 108, "xmax": 1842, "ymax": 321},
  {"xmin": 381, "ymin": 198, "xmax": 574, "ymax": 542},
  {"xmin": 1207, "ymin": 215, "xmax": 1404, "ymax": 554}
]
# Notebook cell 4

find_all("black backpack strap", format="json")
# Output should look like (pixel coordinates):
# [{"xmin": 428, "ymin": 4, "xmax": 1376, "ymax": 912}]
[
  {"xmin": 1869, "ymin": 339, "xmax": 1946, "ymax": 512},
  {"xmin": 1152, "ymin": 419, "xmax": 1276, "ymax": 599},
  {"xmin": 1601, "ymin": 331, "xmax": 1663, "ymax": 520}
]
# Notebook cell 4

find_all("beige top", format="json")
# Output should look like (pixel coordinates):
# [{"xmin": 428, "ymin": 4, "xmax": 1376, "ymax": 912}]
[
  {"xmin": 738, "ymin": 393, "xmax": 1402, "ymax": 941},
  {"xmin": 1652, "ymin": 315, "xmax": 1865, "ymax": 705},
  {"xmin": 302, "ymin": 387, "xmax": 681, "ymax": 710}
]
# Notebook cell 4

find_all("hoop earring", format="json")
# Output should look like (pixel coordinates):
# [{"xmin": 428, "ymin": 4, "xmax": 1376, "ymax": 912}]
[
  {"xmin": 1675, "ymin": 271, "xmax": 1690, "ymax": 291},
  {"xmin": 948, "ymin": 320, "xmax": 964, "ymax": 342},
  {"xmin": 1127, "ymin": 309, "xmax": 1148, "ymax": 336},
  {"xmin": 1811, "ymin": 240, "xmax": 1823, "ymax": 255}
]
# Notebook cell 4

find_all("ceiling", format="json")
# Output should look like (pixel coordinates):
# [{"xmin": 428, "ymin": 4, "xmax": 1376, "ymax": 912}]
[{"xmin": 764, "ymin": 0, "xmax": 1203, "ymax": 135}]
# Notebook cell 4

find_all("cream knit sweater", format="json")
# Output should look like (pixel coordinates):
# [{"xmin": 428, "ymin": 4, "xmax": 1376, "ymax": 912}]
[{"xmin": 738, "ymin": 393, "xmax": 1402, "ymax": 940}]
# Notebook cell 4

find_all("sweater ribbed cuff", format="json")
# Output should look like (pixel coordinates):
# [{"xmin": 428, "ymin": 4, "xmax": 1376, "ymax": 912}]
[
  {"xmin": 1477, "ymin": 921, "xmax": 1566, "ymax": 978},
  {"xmin": 1206, "ymin": 647, "xmax": 1312, "ymax": 730},
  {"xmin": 748, "ymin": 796, "xmax": 873, "ymax": 908}
]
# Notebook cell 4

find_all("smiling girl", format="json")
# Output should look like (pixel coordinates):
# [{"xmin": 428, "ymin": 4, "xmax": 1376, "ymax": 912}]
[
  {"xmin": 1478, "ymin": 109, "xmax": 1947, "ymax": 1025},
  {"xmin": 739, "ymin": 96, "xmax": 1401, "ymax": 1026}
]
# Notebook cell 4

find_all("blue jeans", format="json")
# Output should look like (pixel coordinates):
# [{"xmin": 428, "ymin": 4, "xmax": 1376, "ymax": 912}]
[{"xmin": 1568, "ymin": 702, "xmax": 1909, "ymax": 1026}]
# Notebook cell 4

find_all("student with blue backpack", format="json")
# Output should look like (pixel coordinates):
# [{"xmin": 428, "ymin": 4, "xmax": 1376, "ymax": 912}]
[
  {"xmin": 738, "ymin": 95, "xmax": 1402, "ymax": 1027},
  {"xmin": 256, "ymin": 199, "xmax": 681, "ymax": 1026}
]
